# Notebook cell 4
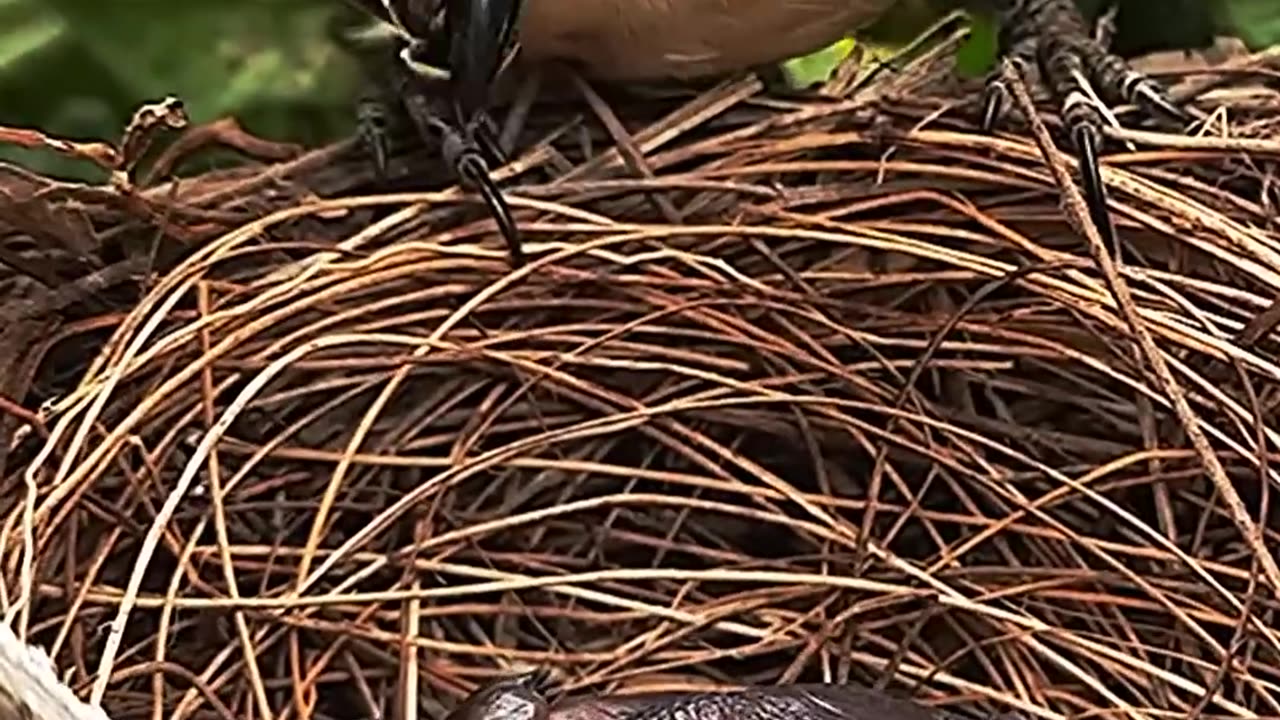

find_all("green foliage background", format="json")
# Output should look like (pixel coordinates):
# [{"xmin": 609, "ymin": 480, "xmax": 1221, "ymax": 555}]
[{"xmin": 3, "ymin": 0, "xmax": 1279, "ymax": 179}]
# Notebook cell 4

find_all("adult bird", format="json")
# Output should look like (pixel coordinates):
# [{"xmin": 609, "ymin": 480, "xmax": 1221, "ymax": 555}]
[{"xmin": 350, "ymin": 0, "xmax": 1187, "ymax": 261}]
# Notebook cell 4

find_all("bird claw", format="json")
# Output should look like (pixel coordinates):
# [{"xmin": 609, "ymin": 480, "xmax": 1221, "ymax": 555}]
[
  {"xmin": 1071, "ymin": 122, "xmax": 1112, "ymax": 245},
  {"xmin": 1129, "ymin": 78, "xmax": 1189, "ymax": 124},
  {"xmin": 455, "ymin": 135, "xmax": 526, "ymax": 268},
  {"xmin": 470, "ymin": 111, "xmax": 509, "ymax": 167},
  {"xmin": 982, "ymin": 0, "xmax": 1186, "ymax": 241},
  {"xmin": 346, "ymin": 0, "xmax": 526, "ymax": 268},
  {"xmin": 395, "ymin": 81, "xmax": 526, "ymax": 267},
  {"xmin": 979, "ymin": 80, "xmax": 1007, "ymax": 134}
]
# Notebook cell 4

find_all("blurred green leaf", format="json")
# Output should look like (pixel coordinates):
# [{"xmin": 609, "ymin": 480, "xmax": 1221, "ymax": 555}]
[
  {"xmin": 1218, "ymin": 0, "xmax": 1280, "ymax": 49},
  {"xmin": 37, "ymin": 0, "xmax": 355, "ymax": 121},
  {"xmin": 2, "ymin": 0, "xmax": 1280, "ymax": 184},
  {"xmin": 780, "ymin": 38, "xmax": 857, "ymax": 89},
  {"xmin": 954, "ymin": 11, "xmax": 997, "ymax": 77},
  {"xmin": 0, "ymin": 0, "xmax": 364, "ymax": 178},
  {"xmin": 0, "ymin": 0, "xmax": 64, "ymax": 70}
]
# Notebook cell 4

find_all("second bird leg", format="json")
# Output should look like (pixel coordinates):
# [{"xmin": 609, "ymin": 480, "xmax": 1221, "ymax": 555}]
[
  {"xmin": 981, "ymin": 0, "xmax": 1189, "ymax": 242},
  {"xmin": 357, "ymin": 93, "xmax": 394, "ymax": 181}
]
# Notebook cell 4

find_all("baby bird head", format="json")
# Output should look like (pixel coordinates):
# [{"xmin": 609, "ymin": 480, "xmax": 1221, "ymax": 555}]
[{"xmin": 445, "ymin": 669, "xmax": 558, "ymax": 720}]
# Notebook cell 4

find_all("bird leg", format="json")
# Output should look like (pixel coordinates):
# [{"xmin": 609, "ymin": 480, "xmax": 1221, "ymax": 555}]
[
  {"xmin": 356, "ymin": 93, "xmax": 395, "ymax": 181},
  {"xmin": 345, "ymin": 0, "xmax": 526, "ymax": 267},
  {"xmin": 393, "ymin": 75, "xmax": 526, "ymax": 267},
  {"xmin": 981, "ymin": 0, "xmax": 1188, "ymax": 239},
  {"xmin": 436, "ymin": 0, "xmax": 527, "ymax": 265}
]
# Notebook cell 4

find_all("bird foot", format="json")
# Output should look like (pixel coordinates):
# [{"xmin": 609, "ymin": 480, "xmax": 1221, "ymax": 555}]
[
  {"xmin": 981, "ymin": 0, "xmax": 1188, "ymax": 238},
  {"xmin": 400, "ymin": 81, "xmax": 525, "ymax": 267},
  {"xmin": 353, "ymin": 62, "xmax": 525, "ymax": 268}
]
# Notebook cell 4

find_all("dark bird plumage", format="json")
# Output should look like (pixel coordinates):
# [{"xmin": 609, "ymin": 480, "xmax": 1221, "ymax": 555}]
[{"xmin": 442, "ymin": 672, "xmax": 947, "ymax": 720}]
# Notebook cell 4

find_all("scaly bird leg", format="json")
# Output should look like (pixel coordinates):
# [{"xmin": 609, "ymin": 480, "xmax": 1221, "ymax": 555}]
[
  {"xmin": 356, "ymin": 94, "xmax": 393, "ymax": 181},
  {"xmin": 981, "ymin": 0, "xmax": 1189, "ymax": 241},
  {"xmin": 438, "ymin": 0, "xmax": 527, "ymax": 266}
]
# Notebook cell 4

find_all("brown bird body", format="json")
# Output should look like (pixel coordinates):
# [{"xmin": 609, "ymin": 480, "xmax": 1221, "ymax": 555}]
[
  {"xmin": 346, "ymin": 0, "xmax": 1183, "ymax": 272},
  {"xmin": 514, "ymin": 0, "xmax": 899, "ymax": 81}
]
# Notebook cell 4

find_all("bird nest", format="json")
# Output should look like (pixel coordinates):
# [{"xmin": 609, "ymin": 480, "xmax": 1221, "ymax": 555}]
[{"xmin": 2, "ymin": 34, "xmax": 1280, "ymax": 720}]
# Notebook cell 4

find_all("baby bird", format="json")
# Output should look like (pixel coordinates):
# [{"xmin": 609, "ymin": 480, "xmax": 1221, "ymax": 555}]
[{"xmin": 441, "ymin": 670, "xmax": 950, "ymax": 720}]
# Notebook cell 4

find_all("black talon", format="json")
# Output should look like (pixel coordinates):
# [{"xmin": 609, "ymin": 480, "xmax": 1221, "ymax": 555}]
[
  {"xmin": 979, "ymin": 82, "xmax": 1007, "ymax": 134},
  {"xmin": 1071, "ymin": 122, "xmax": 1116, "ymax": 248},
  {"xmin": 980, "ymin": 35, "xmax": 1036, "ymax": 133},
  {"xmin": 438, "ymin": 0, "xmax": 527, "ymax": 266},
  {"xmin": 450, "ymin": 124, "xmax": 527, "ymax": 267},
  {"xmin": 1122, "ymin": 72, "xmax": 1190, "ymax": 124},
  {"xmin": 345, "ymin": 0, "xmax": 528, "ymax": 268},
  {"xmin": 1079, "ymin": 42, "xmax": 1188, "ymax": 124},
  {"xmin": 517, "ymin": 666, "xmax": 560, "ymax": 699},
  {"xmin": 979, "ymin": 66, "xmax": 1013, "ymax": 133},
  {"xmin": 983, "ymin": 0, "xmax": 1186, "ymax": 242},
  {"xmin": 396, "ymin": 80, "xmax": 526, "ymax": 267},
  {"xmin": 470, "ymin": 111, "xmax": 510, "ymax": 167}
]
